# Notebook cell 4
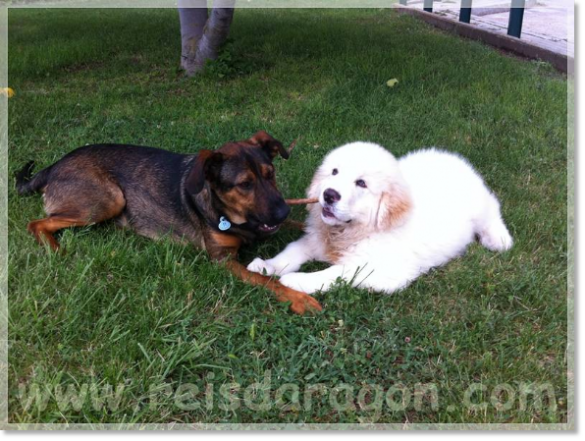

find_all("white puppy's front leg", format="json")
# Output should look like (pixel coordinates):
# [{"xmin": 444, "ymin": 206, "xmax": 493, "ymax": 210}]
[
  {"xmin": 279, "ymin": 265, "xmax": 356, "ymax": 294},
  {"xmin": 247, "ymin": 235, "xmax": 324, "ymax": 276}
]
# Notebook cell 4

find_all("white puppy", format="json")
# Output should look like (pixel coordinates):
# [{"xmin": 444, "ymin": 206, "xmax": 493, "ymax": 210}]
[{"xmin": 248, "ymin": 142, "xmax": 513, "ymax": 294}]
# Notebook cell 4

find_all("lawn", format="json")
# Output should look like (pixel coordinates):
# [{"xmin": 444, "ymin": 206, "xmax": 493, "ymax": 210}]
[{"xmin": 6, "ymin": 8, "xmax": 568, "ymax": 426}]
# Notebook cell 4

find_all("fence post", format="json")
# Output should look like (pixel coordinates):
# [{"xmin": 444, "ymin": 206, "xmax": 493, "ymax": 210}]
[
  {"xmin": 424, "ymin": 0, "xmax": 433, "ymax": 13},
  {"xmin": 459, "ymin": 0, "xmax": 472, "ymax": 23},
  {"xmin": 507, "ymin": 0, "xmax": 526, "ymax": 38}
]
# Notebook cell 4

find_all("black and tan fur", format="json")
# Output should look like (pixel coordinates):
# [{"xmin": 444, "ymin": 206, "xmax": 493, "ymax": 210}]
[{"xmin": 16, "ymin": 131, "xmax": 322, "ymax": 314}]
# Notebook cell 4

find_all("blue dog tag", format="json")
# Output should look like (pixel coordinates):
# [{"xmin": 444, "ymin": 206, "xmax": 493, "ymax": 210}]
[{"xmin": 218, "ymin": 216, "xmax": 231, "ymax": 231}]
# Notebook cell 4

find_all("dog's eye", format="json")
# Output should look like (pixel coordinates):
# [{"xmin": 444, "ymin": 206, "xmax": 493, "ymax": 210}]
[
  {"xmin": 332, "ymin": 168, "xmax": 338, "ymax": 175},
  {"xmin": 238, "ymin": 181, "xmax": 253, "ymax": 190},
  {"xmin": 356, "ymin": 179, "xmax": 367, "ymax": 188}
]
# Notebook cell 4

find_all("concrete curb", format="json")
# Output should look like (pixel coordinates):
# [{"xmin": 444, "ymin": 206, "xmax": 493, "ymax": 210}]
[{"xmin": 394, "ymin": 5, "xmax": 571, "ymax": 74}]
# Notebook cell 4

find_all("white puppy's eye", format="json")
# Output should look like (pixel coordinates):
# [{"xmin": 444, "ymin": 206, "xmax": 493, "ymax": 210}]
[
  {"xmin": 332, "ymin": 168, "xmax": 338, "ymax": 175},
  {"xmin": 356, "ymin": 179, "xmax": 367, "ymax": 188}
]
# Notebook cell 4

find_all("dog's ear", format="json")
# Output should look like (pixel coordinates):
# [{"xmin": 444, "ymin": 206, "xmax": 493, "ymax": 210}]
[
  {"xmin": 249, "ymin": 130, "xmax": 290, "ymax": 160},
  {"xmin": 185, "ymin": 150, "xmax": 223, "ymax": 195},
  {"xmin": 376, "ymin": 185, "xmax": 412, "ymax": 231}
]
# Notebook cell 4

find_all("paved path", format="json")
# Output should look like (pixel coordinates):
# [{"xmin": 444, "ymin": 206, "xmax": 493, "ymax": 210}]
[{"xmin": 402, "ymin": 0, "xmax": 574, "ymax": 58}]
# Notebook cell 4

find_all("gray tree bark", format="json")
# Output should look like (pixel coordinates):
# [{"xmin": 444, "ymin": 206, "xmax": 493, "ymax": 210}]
[{"xmin": 178, "ymin": 0, "xmax": 236, "ymax": 76}]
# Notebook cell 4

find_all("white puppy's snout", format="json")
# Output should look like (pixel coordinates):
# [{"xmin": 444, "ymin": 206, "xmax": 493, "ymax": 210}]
[{"xmin": 323, "ymin": 188, "xmax": 341, "ymax": 205}]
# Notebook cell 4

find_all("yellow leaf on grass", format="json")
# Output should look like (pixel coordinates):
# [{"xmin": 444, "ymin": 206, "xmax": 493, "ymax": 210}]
[
  {"xmin": 1, "ymin": 87, "xmax": 15, "ymax": 98},
  {"xmin": 386, "ymin": 78, "xmax": 399, "ymax": 88}
]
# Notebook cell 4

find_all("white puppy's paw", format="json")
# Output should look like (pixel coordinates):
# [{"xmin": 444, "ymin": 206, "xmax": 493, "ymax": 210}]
[
  {"xmin": 279, "ymin": 272, "xmax": 318, "ymax": 295},
  {"xmin": 247, "ymin": 257, "xmax": 277, "ymax": 276},
  {"xmin": 480, "ymin": 223, "xmax": 514, "ymax": 252}
]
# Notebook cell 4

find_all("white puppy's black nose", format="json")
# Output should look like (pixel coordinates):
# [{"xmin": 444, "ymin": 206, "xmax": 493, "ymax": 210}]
[{"xmin": 323, "ymin": 188, "xmax": 341, "ymax": 205}]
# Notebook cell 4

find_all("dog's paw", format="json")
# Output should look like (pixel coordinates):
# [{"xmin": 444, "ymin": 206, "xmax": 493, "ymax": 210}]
[
  {"xmin": 479, "ymin": 222, "xmax": 514, "ymax": 252},
  {"xmin": 279, "ymin": 272, "xmax": 318, "ymax": 294},
  {"xmin": 289, "ymin": 293, "xmax": 323, "ymax": 315},
  {"xmin": 247, "ymin": 257, "xmax": 277, "ymax": 276}
]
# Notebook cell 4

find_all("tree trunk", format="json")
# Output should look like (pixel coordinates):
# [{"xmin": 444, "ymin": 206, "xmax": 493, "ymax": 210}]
[
  {"xmin": 178, "ymin": 0, "xmax": 236, "ymax": 76},
  {"xmin": 178, "ymin": 0, "xmax": 208, "ymax": 74}
]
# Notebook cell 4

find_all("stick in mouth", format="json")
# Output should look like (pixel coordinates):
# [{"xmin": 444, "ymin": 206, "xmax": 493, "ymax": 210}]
[{"xmin": 285, "ymin": 197, "xmax": 319, "ymax": 205}]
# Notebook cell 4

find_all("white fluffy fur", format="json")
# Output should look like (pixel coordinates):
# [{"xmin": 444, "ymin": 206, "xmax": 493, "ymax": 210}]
[{"xmin": 247, "ymin": 142, "xmax": 513, "ymax": 294}]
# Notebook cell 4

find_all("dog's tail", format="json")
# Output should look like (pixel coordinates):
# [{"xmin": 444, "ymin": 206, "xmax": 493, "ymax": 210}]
[{"xmin": 15, "ymin": 161, "xmax": 52, "ymax": 196}]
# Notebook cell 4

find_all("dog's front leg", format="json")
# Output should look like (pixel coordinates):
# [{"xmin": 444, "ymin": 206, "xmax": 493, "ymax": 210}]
[
  {"xmin": 279, "ymin": 265, "xmax": 355, "ymax": 294},
  {"xmin": 248, "ymin": 235, "xmax": 324, "ymax": 276},
  {"xmin": 225, "ymin": 260, "xmax": 322, "ymax": 314},
  {"xmin": 205, "ymin": 231, "xmax": 322, "ymax": 314}
]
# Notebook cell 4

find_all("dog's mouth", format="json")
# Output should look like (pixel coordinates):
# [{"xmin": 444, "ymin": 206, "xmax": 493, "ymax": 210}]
[
  {"xmin": 322, "ymin": 206, "xmax": 337, "ymax": 220},
  {"xmin": 258, "ymin": 223, "xmax": 281, "ymax": 234},
  {"xmin": 321, "ymin": 205, "xmax": 352, "ymax": 225}
]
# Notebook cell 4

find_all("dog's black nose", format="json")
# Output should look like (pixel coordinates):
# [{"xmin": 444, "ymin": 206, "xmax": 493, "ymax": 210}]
[
  {"xmin": 323, "ymin": 188, "xmax": 341, "ymax": 205},
  {"xmin": 274, "ymin": 202, "xmax": 291, "ymax": 224}
]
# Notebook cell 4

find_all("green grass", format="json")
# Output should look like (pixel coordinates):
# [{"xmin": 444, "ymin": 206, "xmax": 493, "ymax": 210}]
[{"xmin": 7, "ymin": 8, "xmax": 568, "ymax": 425}]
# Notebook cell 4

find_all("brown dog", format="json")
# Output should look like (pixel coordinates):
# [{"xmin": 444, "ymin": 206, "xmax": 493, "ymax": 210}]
[{"xmin": 15, "ymin": 131, "xmax": 322, "ymax": 314}]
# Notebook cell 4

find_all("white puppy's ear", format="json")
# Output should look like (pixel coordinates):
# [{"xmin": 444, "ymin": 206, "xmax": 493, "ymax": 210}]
[{"xmin": 376, "ymin": 182, "xmax": 412, "ymax": 231}]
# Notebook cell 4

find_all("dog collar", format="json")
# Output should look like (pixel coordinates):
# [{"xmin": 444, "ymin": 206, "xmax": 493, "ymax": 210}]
[{"xmin": 218, "ymin": 216, "xmax": 231, "ymax": 231}]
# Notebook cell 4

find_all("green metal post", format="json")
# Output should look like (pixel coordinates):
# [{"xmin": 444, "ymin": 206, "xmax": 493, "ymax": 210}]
[
  {"xmin": 508, "ymin": 0, "xmax": 526, "ymax": 38},
  {"xmin": 460, "ymin": 0, "xmax": 472, "ymax": 23}
]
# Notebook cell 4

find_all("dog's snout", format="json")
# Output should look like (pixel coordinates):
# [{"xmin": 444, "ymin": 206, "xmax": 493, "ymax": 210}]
[
  {"xmin": 323, "ymin": 188, "xmax": 341, "ymax": 205},
  {"xmin": 274, "ymin": 202, "xmax": 291, "ymax": 224}
]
